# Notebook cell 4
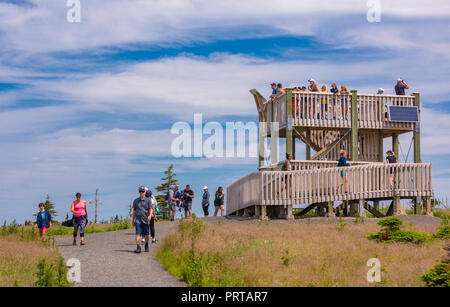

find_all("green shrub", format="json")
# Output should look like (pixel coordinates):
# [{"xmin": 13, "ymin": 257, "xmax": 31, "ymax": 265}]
[
  {"xmin": 34, "ymin": 257, "xmax": 71, "ymax": 287},
  {"xmin": 367, "ymin": 217, "xmax": 430, "ymax": 243},
  {"xmin": 433, "ymin": 219, "xmax": 450, "ymax": 240},
  {"xmin": 420, "ymin": 263, "xmax": 449, "ymax": 287}
]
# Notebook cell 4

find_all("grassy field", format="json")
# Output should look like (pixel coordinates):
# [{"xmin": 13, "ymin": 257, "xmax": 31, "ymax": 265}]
[
  {"xmin": 157, "ymin": 218, "xmax": 449, "ymax": 287},
  {"xmin": 0, "ymin": 221, "xmax": 132, "ymax": 287}
]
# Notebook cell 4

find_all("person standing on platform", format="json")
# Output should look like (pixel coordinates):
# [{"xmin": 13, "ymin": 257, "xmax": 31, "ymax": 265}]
[{"xmin": 202, "ymin": 186, "xmax": 210, "ymax": 217}]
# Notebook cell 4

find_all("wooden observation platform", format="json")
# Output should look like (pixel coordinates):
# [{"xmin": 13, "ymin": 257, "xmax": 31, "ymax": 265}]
[{"xmin": 226, "ymin": 89, "xmax": 434, "ymax": 219}]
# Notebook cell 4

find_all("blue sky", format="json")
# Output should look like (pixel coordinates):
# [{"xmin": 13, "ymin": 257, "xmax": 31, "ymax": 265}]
[{"xmin": 1, "ymin": 0, "xmax": 450, "ymax": 222}]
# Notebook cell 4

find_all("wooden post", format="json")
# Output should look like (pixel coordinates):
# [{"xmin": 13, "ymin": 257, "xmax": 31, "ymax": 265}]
[
  {"xmin": 350, "ymin": 90, "xmax": 359, "ymax": 161},
  {"xmin": 393, "ymin": 196, "xmax": 401, "ymax": 216},
  {"xmin": 326, "ymin": 202, "xmax": 335, "ymax": 217},
  {"xmin": 413, "ymin": 93, "xmax": 422, "ymax": 216},
  {"xmin": 414, "ymin": 198, "xmax": 422, "ymax": 215},
  {"xmin": 425, "ymin": 197, "xmax": 433, "ymax": 216},
  {"xmin": 286, "ymin": 89, "xmax": 294, "ymax": 158},
  {"xmin": 306, "ymin": 128, "xmax": 311, "ymax": 160},
  {"xmin": 413, "ymin": 93, "xmax": 421, "ymax": 163},
  {"xmin": 392, "ymin": 133, "xmax": 399, "ymax": 159},
  {"xmin": 271, "ymin": 124, "xmax": 279, "ymax": 165},
  {"xmin": 358, "ymin": 199, "xmax": 367, "ymax": 217},
  {"xmin": 378, "ymin": 130, "xmax": 384, "ymax": 162},
  {"xmin": 255, "ymin": 205, "xmax": 261, "ymax": 218},
  {"xmin": 261, "ymin": 205, "xmax": 268, "ymax": 220},
  {"xmin": 285, "ymin": 205, "xmax": 294, "ymax": 220},
  {"xmin": 258, "ymin": 121, "xmax": 266, "ymax": 168}
]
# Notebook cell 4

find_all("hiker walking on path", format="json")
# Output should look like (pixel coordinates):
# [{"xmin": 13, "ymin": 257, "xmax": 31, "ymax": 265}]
[
  {"xmin": 213, "ymin": 187, "xmax": 225, "ymax": 217},
  {"xmin": 386, "ymin": 150, "xmax": 398, "ymax": 186},
  {"xmin": 202, "ymin": 186, "xmax": 210, "ymax": 217},
  {"xmin": 182, "ymin": 185, "xmax": 194, "ymax": 219},
  {"xmin": 132, "ymin": 186, "xmax": 153, "ymax": 253},
  {"xmin": 146, "ymin": 190, "xmax": 158, "ymax": 244},
  {"xmin": 169, "ymin": 186, "xmax": 180, "ymax": 221},
  {"xmin": 34, "ymin": 202, "xmax": 52, "ymax": 239},
  {"xmin": 71, "ymin": 193, "xmax": 88, "ymax": 246},
  {"xmin": 337, "ymin": 150, "xmax": 351, "ymax": 193}
]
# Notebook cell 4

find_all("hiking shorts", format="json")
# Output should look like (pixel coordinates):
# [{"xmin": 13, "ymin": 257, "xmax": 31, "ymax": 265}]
[
  {"xmin": 135, "ymin": 223, "xmax": 149, "ymax": 236},
  {"xmin": 183, "ymin": 202, "xmax": 192, "ymax": 211},
  {"xmin": 169, "ymin": 202, "xmax": 176, "ymax": 213},
  {"xmin": 39, "ymin": 226, "xmax": 48, "ymax": 236}
]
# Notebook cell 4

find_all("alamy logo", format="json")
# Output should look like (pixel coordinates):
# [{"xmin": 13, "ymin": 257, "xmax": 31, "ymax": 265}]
[
  {"xmin": 66, "ymin": 0, "xmax": 81, "ymax": 23},
  {"xmin": 366, "ymin": 258, "xmax": 381, "ymax": 283},
  {"xmin": 67, "ymin": 258, "xmax": 81, "ymax": 283},
  {"xmin": 367, "ymin": 0, "xmax": 381, "ymax": 23},
  {"xmin": 170, "ymin": 114, "xmax": 278, "ymax": 164}
]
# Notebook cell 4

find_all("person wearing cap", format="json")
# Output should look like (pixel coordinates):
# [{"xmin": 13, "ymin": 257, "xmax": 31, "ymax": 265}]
[
  {"xmin": 377, "ymin": 88, "xmax": 385, "ymax": 95},
  {"xmin": 132, "ymin": 186, "xmax": 153, "ymax": 253},
  {"xmin": 386, "ymin": 150, "xmax": 398, "ymax": 186},
  {"xmin": 308, "ymin": 78, "xmax": 319, "ymax": 92},
  {"xmin": 213, "ymin": 187, "xmax": 225, "ymax": 217},
  {"xmin": 145, "ymin": 190, "xmax": 158, "ymax": 244},
  {"xmin": 168, "ymin": 186, "xmax": 178, "ymax": 221},
  {"xmin": 270, "ymin": 83, "xmax": 278, "ymax": 99},
  {"xmin": 201, "ymin": 186, "xmax": 210, "ymax": 217},
  {"xmin": 395, "ymin": 78, "xmax": 409, "ymax": 96}
]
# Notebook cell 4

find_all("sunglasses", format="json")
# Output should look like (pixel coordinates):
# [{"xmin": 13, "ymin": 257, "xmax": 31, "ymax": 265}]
[{"xmin": 139, "ymin": 191, "xmax": 146, "ymax": 193}]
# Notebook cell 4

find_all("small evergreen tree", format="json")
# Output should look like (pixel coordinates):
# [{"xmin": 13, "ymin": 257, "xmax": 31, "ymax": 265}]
[
  {"xmin": 155, "ymin": 164, "xmax": 179, "ymax": 219},
  {"xmin": 34, "ymin": 195, "xmax": 57, "ymax": 217}
]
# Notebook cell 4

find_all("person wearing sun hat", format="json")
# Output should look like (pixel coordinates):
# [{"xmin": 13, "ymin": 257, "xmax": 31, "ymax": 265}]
[
  {"xmin": 395, "ymin": 78, "xmax": 409, "ymax": 95},
  {"xmin": 201, "ymin": 186, "xmax": 210, "ymax": 217}
]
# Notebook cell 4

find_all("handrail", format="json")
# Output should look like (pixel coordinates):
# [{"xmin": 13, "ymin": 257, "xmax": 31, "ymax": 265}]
[
  {"xmin": 268, "ymin": 91, "xmax": 416, "ymax": 130},
  {"xmin": 227, "ymin": 163, "xmax": 432, "ymax": 214}
]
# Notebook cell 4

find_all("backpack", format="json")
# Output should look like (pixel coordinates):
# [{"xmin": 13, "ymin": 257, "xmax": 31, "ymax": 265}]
[{"xmin": 165, "ymin": 190, "xmax": 173, "ymax": 201}]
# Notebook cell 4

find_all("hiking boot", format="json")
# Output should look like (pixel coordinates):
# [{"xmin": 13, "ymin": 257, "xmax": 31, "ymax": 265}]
[
  {"xmin": 152, "ymin": 238, "xmax": 157, "ymax": 244},
  {"xmin": 72, "ymin": 239, "xmax": 77, "ymax": 246},
  {"xmin": 80, "ymin": 240, "xmax": 85, "ymax": 246},
  {"xmin": 144, "ymin": 243, "xmax": 149, "ymax": 252},
  {"xmin": 134, "ymin": 245, "xmax": 141, "ymax": 254}
]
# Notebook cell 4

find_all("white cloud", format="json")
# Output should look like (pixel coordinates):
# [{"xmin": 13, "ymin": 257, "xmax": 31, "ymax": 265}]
[{"xmin": 1, "ymin": 0, "xmax": 450, "ymax": 55}]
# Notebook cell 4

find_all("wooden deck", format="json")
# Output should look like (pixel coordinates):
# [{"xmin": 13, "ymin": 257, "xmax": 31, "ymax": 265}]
[{"xmin": 226, "ymin": 162, "xmax": 433, "ymax": 216}]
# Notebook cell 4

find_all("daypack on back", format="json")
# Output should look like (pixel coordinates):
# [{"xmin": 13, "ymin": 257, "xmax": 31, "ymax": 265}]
[{"xmin": 165, "ymin": 190, "xmax": 173, "ymax": 201}]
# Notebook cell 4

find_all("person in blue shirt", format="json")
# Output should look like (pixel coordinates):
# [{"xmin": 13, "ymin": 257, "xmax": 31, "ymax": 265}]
[
  {"xmin": 337, "ymin": 150, "xmax": 351, "ymax": 193},
  {"xmin": 270, "ymin": 83, "xmax": 278, "ymax": 99},
  {"xmin": 34, "ymin": 202, "xmax": 52, "ymax": 239}
]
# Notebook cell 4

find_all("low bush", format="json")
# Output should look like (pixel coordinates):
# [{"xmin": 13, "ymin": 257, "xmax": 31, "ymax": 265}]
[
  {"xmin": 367, "ymin": 217, "xmax": 430, "ymax": 244},
  {"xmin": 420, "ymin": 263, "xmax": 449, "ymax": 287},
  {"xmin": 433, "ymin": 219, "xmax": 450, "ymax": 240}
]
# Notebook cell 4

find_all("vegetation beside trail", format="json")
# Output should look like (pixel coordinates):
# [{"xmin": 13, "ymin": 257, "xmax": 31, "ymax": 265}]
[
  {"xmin": 156, "ymin": 218, "xmax": 449, "ymax": 287},
  {"xmin": 0, "ymin": 220, "xmax": 133, "ymax": 287},
  {"xmin": 0, "ymin": 227, "xmax": 70, "ymax": 287}
]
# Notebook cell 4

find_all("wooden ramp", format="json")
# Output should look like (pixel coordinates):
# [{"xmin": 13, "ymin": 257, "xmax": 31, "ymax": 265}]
[{"xmin": 227, "ymin": 161, "xmax": 433, "ymax": 218}]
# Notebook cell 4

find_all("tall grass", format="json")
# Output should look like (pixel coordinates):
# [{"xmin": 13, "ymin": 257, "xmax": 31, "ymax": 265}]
[
  {"xmin": 157, "ymin": 219, "xmax": 449, "ymax": 287},
  {"xmin": 0, "ymin": 220, "xmax": 131, "ymax": 287}
]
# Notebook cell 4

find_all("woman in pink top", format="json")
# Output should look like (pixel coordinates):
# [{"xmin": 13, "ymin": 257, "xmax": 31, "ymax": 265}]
[{"xmin": 71, "ymin": 192, "xmax": 88, "ymax": 246}]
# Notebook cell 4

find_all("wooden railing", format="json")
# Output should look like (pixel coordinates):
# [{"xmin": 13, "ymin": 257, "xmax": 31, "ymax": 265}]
[
  {"xmin": 227, "ymin": 163, "xmax": 432, "ymax": 214},
  {"xmin": 259, "ymin": 160, "xmax": 375, "ymax": 171},
  {"xmin": 269, "ymin": 92, "xmax": 416, "ymax": 130}
]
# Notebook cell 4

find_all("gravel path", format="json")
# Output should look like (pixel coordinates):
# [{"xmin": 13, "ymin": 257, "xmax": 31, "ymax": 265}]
[
  {"xmin": 55, "ymin": 221, "xmax": 185, "ymax": 287},
  {"xmin": 56, "ymin": 215, "xmax": 441, "ymax": 287}
]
